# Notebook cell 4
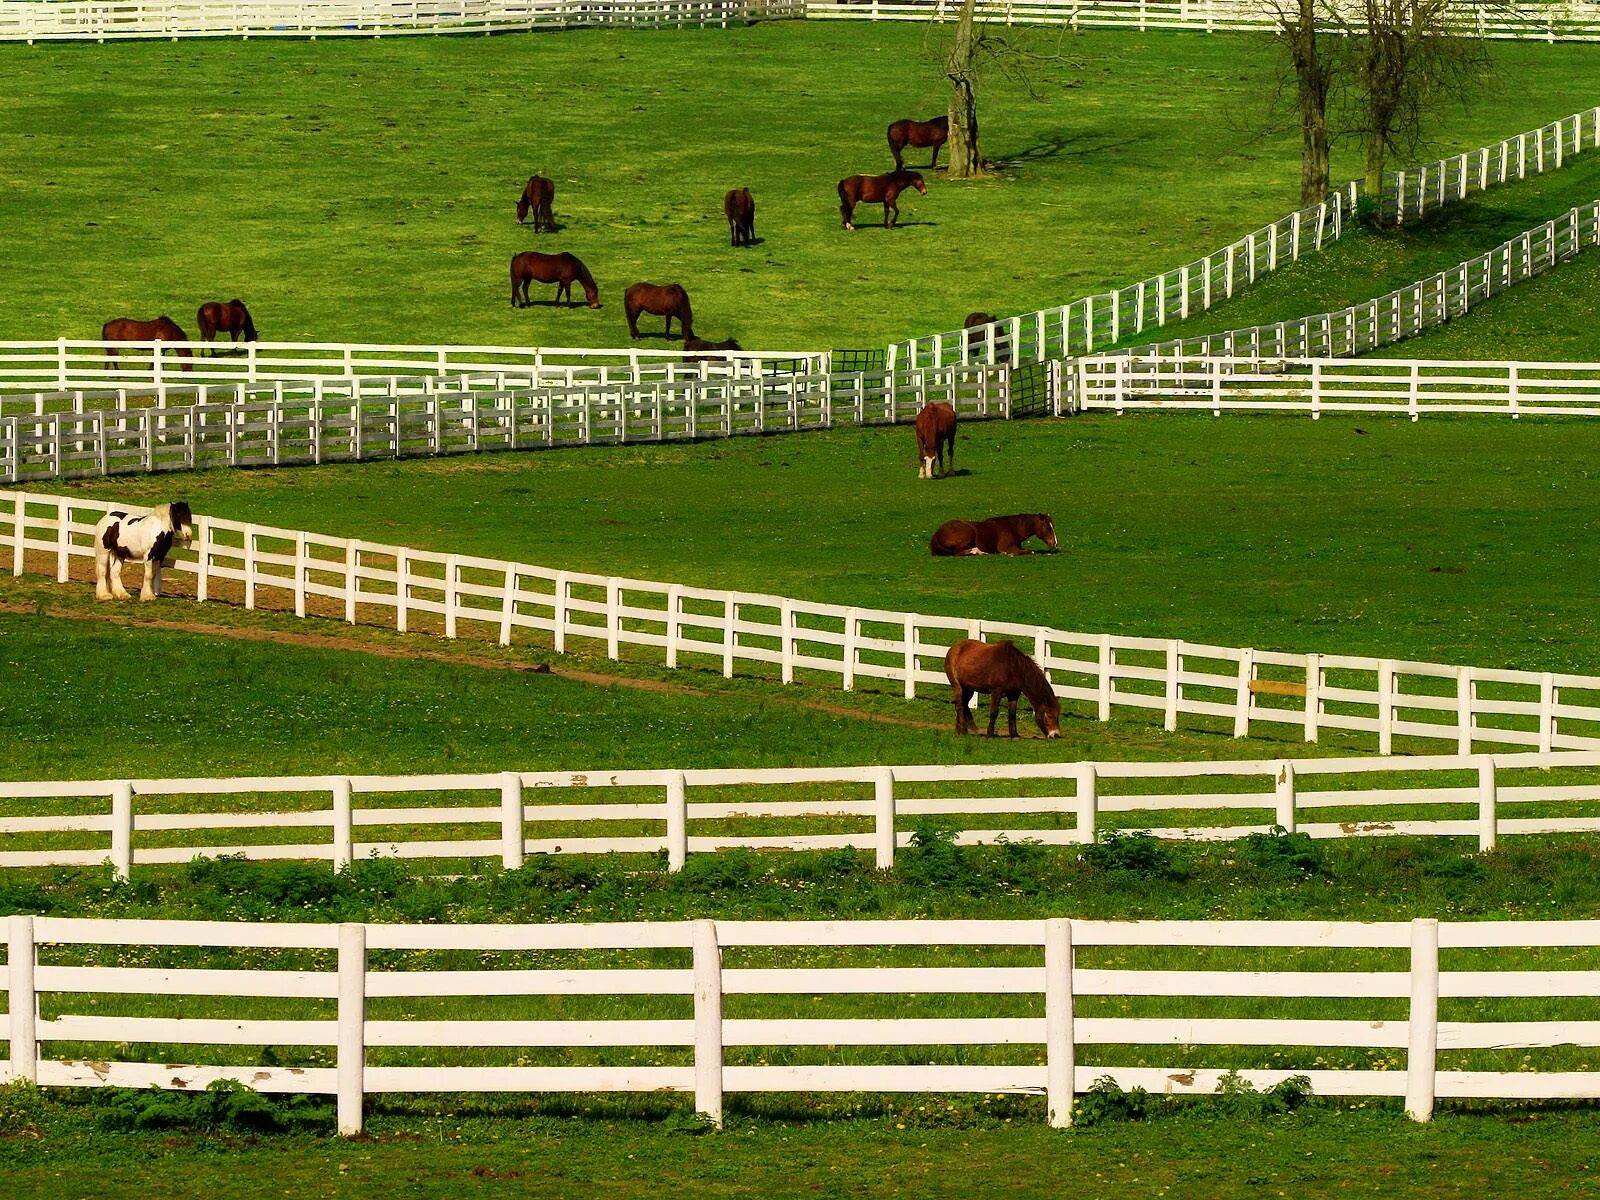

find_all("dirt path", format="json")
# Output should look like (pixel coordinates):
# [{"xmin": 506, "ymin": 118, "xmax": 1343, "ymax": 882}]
[{"xmin": 0, "ymin": 597, "xmax": 949, "ymax": 732}]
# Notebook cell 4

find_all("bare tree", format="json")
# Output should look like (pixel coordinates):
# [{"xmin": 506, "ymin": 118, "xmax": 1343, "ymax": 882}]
[
  {"xmin": 1268, "ymin": 0, "xmax": 1339, "ymax": 207},
  {"xmin": 1348, "ymin": 0, "xmax": 1494, "ymax": 199}
]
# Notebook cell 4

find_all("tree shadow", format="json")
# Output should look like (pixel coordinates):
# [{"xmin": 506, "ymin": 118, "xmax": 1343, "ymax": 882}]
[{"xmin": 992, "ymin": 130, "xmax": 1147, "ymax": 168}]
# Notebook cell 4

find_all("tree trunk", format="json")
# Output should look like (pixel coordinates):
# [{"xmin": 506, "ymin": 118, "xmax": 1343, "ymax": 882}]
[
  {"xmin": 1289, "ymin": 0, "xmax": 1331, "ymax": 207},
  {"xmin": 1363, "ymin": 132, "xmax": 1386, "ymax": 199},
  {"xmin": 946, "ymin": 0, "xmax": 983, "ymax": 179}
]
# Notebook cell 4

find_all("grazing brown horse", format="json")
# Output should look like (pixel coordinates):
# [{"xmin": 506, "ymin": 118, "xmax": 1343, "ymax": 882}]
[
  {"xmin": 964, "ymin": 311, "xmax": 997, "ymax": 329},
  {"xmin": 723, "ymin": 187, "xmax": 755, "ymax": 247},
  {"xmin": 510, "ymin": 251, "xmax": 600, "ymax": 308},
  {"xmin": 914, "ymin": 401, "xmax": 957, "ymax": 479},
  {"xmin": 101, "ymin": 316, "xmax": 193, "ymax": 371},
  {"xmin": 944, "ymin": 639, "xmax": 1062, "ymax": 738},
  {"xmin": 625, "ymin": 282, "xmax": 694, "ymax": 340},
  {"xmin": 196, "ymin": 300, "xmax": 256, "ymax": 354},
  {"xmin": 930, "ymin": 513, "xmax": 1057, "ymax": 557},
  {"xmin": 888, "ymin": 115, "xmax": 949, "ymax": 170},
  {"xmin": 838, "ymin": 171, "xmax": 928, "ymax": 232},
  {"xmin": 838, "ymin": 170, "xmax": 926, "ymax": 230},
  {"xmin": 516, "ymin": 175, "xmax": 556, "ymax": 231}
]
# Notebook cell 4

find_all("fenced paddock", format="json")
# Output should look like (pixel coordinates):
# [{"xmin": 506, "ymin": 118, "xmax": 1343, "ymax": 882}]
[
  {"xmin": 5, "ymin": 750, "xmax": 1600, "ymax": 880},
  {"xmin": 1076, "ymin": 357, "xmax": 1600, "ymax": 418},
  {"xmin": 0, "ymin": 362, "xmax": 1013, "ymax": 484},
  {"xmin": 0, "ymin": 0, "xmax": 803, "ymax": 41},
  {"xmin": 5, "ymin": 914, "xmax": 1600, "ymax": 1134},
  {"xmin": 11, "ymin": 488, "xmax": 1600, "ymax": 757}
]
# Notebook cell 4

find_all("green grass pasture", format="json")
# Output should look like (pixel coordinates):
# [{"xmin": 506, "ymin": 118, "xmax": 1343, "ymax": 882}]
[
  {"xmin": 2, "ymin": 28, "xmax": 1599, "ymax": 350},
  {"xmin": 31, "ymin": 414, "xmax": 1600, "ymax": 674}
]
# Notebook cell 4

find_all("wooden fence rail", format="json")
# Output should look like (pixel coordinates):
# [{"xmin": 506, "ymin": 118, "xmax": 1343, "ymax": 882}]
[
  {"xmin": 6, "ymin": 914, "xmax": 1600, "ymax": 1133},
  {"xmin": 0, "ymin": 339, "xmax": 829, "ymax": 397},
  {"xmin": 11, "ymin": 488, "xmax": 1600, "ymax": 756},
  {"xmin": 5, "ymin": 749, "xmax": 1600, "ymax": 878},
  {"xmin": 0, "ymin": 0, "xmax": 803, "ymax": 41},
  {"xmin": 0, "ymin": 363, "xmax": 1014, "ymax": 484},
  {"xmin": 1074, "ymin": 357, "xmax": 1600, "ymax": 418}
]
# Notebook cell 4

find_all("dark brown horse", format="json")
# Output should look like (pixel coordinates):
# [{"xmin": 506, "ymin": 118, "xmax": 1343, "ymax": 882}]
[
  {"xmin": 511, "ymin": 251, "xmax": 600, "ymax": 308},
  {"xmin": 684, "ymin": 337, "xmax": 742, "ymax": 352},
  {"xmin": 915, "ymin": 401, "xmax": 957, "ymax": 479},
  {"xmin": 930, "ymin": 513, "xmax": 1057, "ymax": 557},
  {"xmin": 839, "ymin": 170, "xmax": 926, "ymax": 230},
  {"xmin": 101, "ymin": 316, "xmax": 193, "ymax": 371},
  {"xmin": 964, "ymin": 311, "xmax": 997, "ymax": 329},
  {"xmin": 723, "ymin": 187, "xmax": 755, "ymax": 247},
  {"xmin": 516, "ymin": 175, "xmax": 556, "ymax": 231},
  {"xmin": 945, "ymin": 639, "xmax": 1062, "ymax": 738},
  {"xmin": 196, "ymin": 300, "xmax": 256, "ymax": 354},
  {"xmin": 625, "ymin": 282, "xmax": 694, "ymax": 340},
  {"xmin": 888, "ymin": 115, "xmax": 949, "ymax": 170}
]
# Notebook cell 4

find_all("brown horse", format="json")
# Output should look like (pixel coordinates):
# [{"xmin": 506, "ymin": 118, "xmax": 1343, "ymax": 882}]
[
  {"xmin": 964, "ymin": 311, "xmax": 997, "ymax": 329},
  {"xmin": 516, "ymin": 175, "xmax": 556, "ymax": 231},
  {"xmin": 930, "ymin": 513, "xmax": 1057, "ymax": 557},
  {"xmin": 915, "ymin": 402, "xmax": 957, "ymax": 479},
  {"xmin": 625, "ymin": 282, "xmax": 694, "ymax": 340},
  {"xmin": 511, "ymin": 251, "xmax": 600, "ymax": 308},
  {"xmin": 101, "ymin": 316, "xmax": 193, "ymax": 371},
  {"xmin": 944, "ymin": 639, "xmax": 1062, "ymax": 738},
  {"xmin": 196, "ymin": 300, "xmax": 256, "ymax": 354},
  {"xmin": 723, "ymin": 187, "xmax": 755, "ymax": 247},
  {"xmin": 838, "ymin": 170, "xmax": 926, "ymax": 230},
  {"xmin": 888, "ymin": 115, "xmax": 949, "ymax": 170}
]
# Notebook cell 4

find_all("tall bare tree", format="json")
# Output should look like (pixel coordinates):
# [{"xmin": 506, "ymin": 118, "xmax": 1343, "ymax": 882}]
[
  {"xmin": 1349, "ymin": 0, "xmax": 1494, "ymax": 198},
  {"xmin": 945, "ymin": 0, "xmax": 984, "ymax": 178},
  {"xmin": 1269, "ymin": 0, "xmax": 1339, "ymax": 207}
]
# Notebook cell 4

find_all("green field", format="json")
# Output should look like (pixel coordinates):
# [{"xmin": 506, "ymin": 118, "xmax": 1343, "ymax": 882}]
[{"xmin": 2, "ymin": 26, "xmax": 1599, "ymax": 351}]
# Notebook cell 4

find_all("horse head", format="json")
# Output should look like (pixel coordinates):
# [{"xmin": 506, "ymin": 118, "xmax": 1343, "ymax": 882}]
[
  {"xmin": 1035, "ymin": 513, "xmax": 1057, "ymax": 552},
  {"xmin": 907, "ymin": 173, "xmax": 928, "ymax": 194},
  {"xmin": 168, "ymin": 501, "xmax": 196, "ymax": 546},
  {"xmin": 1035, "ymin": 692, "xmax": 1062, "ymax": 738}
]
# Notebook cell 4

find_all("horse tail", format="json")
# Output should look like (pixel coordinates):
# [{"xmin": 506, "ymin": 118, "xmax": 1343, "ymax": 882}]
[{"xmin": 677, "ymin": 288, "xmax": 693, "ymax": 339}]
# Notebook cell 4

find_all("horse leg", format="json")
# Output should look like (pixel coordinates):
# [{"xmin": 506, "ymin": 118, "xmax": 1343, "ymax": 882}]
[
  {"xmin": 149, "ymin": 556, "xmax": 164, "ymax": 599},
  {"xmin": 139, "ymin": 557, "xmax": 158, "ymax": 601},
  {"xmin": 109, "ymin": 557, "xmax": 130, "ymax": 601},
  {"xmin": 94, "ymin": 547, "xmax": 112, "ymax": 601},
  {"xmin": 841, "ymin": 200, "xmax": 854, "ymax": 231},
  {"xmin": 950, "ymin": 684, "xmax": 969, "ymax": 733},
  {"xmin": 986, "ymin": 690, "xmax": 1003, "ymax": 737},
  {"xmin": 1007, "ymin": 692, "xmax": 1020, "ymax": 738}
]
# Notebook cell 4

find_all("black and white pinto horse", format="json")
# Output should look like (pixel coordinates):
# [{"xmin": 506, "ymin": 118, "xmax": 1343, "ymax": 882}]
[{"xmin": 94, "ymin": 502, "xmax": 195, "ymax": 601}]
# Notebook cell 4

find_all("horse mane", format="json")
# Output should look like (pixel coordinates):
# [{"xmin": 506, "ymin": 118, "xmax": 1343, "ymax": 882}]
[
  {"xmin": 675, "ymin": 285, "xmax": 693, "ymax": 330},
  {"xmin": 998, "ymin": 641, "xmax": 1054, "ymax": 706}
]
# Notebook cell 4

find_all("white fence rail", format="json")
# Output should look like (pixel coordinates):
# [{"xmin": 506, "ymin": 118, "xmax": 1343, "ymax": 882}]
[
  {"xmin": 1116, "ymin": 199, "xmax": 1600, "ymax": 370},
  {"xmin": 12, "ymin": 488, "xmax": 1600, "ymax": 756},
  {"xmin": 0, "ymin": 0, "xmax": 802, "ymax": 40},
  {"xmin": 806, "ymin": 0, "xmax": 1600, "ymax": 41},
  {"xmin": 1387, "ymin": 106, "xmax": 1600, "ymax": 225},
  {"xmin": 0, "ymin": 363, "xmax": 1014, "ymax": 484},
  {"xmin": 1076, "ymin": 356, "xmax": 1600, "ymax": 418},
  {"xmin": 6, "ymin": 750, "xmax": 1600, "ymax": 879},
  {"xmin": 0, "ymin": 339, "xmax": 829, "ymax": 397},
  {"xmin": 6, "ymin": 913, "xmax": 1600, "ymax": 1133},
  {"xmin": 890, "ymin": 186, "xmax": 1357, "ymax": 370}
]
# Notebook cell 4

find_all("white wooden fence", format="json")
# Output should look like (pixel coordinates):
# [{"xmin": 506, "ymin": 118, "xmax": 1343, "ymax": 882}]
[
  {"xmin": 890, "ymin": 185, "xmax": 1357, "ymax": 370},
  {"xmin": 1387, "ymin": 106, "xmax": 1600, "ymax": 225},
  {"xmin": 0, "ymin": 0, "xmax": 802, "ymax": 41},
  {"xmin": 805, "ymin": 0, "xmax": 1600, "ymax": 41},
  {"xmin": 11, "ymin": 488, "xmax": 1600, "ymax": 756},
  {"xmin": 0, "ymin": 339, "xmax": 829, "ymax": 397},
  {"xmin": 1120, "ymin": 199, "xmax": 1600, "ymax": 368},
  {"xmin": 6, "ymin": 913, "xmax": 1600, "ymax": 1133},
  {"xmin": 6, "ymin": 749, "xmax": 1600, "ymax": 879},
  {"xmin": 1075, "ymin": 357, "xmax": 1600, "ymax": 418}
]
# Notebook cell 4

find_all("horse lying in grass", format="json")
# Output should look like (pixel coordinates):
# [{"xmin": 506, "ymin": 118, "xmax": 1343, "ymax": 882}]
[
  {"xmin": 944, "ymin": 638, "xmax": 1061, "ymax": 738},
  {"xmin": 94, "ymin": 502, "xmax": 195, "ymax": 601},
  {"xmin": 930, "ymin": 513, "xmax": 1056, "ymax": 556},
  {"xmin": 915, "ymin": 402, "xmax": 957, "ymax": 479}
]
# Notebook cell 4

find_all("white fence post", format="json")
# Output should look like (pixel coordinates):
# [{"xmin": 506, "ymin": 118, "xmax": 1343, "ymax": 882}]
[
  {"xmin": 692, "ymin": 920, "xmax": 725, "ymax": 1129},
  {"xmin": 667, "ymin": 772, "xmax": 689, "ymax": 872},
  {"xmin": 1303, "ymin": 653, "xmax": 1321, "ymax": 742},
  {"xmin": 902, "ymin": 617, "xmax": 917, "ymax": 700},
  {"xmin": 1232, "ymin": 648, "xmax": 1254, "ymax": 738},
  {"xmin": 7, "ymin": 914, "xmax": 37, "ymax": 1085},
  {"xmin": 332, "ymin": 777, "xmax": 354, "ymax": 871},
  {"xmin": 606, "ymin": 580, "xmax": 621, "ymax": 660},
  {"xmin": 1075, "ymin": 763, "xmax": 1098, "ymax": 844},
  {"xmin": 1477, "ymin": 756, "xmax": 1497, "ymax": 853},
  {"xmin": 1274, "ymin": 762, "xmax": 1296, "ymax": 832},
  {"xmin": 1045, "ymin": 917, "xmax": 1075, "ymax": 1128},
  {"xmin": 874, "ymin": 767, "xmax": 896, "ymax": 870},
  {"xmin": 337, "ymin": 922, "xmax": 368, "ymax": 1137},
  {"xmin": 500, "ymin": 772, "xmax": 523, "ymax": 870},
  {"xmin": 1539, "ymin": 673, "xmax": 1556, "ymax": 753},
  {"xmin": 1457, "ymin": 667, "xmax": 1475, "ymax": 755},
  {"xmin": 110, "ymin": 780, "xmax": 133, "ymax": 881},
  {"xmin": 344, "ymin": 541, "xmax": 359, "ymax": 626},
  {"xmin": 666, "ymin": 584, "xmax": 682, "ymax": 669},
  {"xmin": 1379, "ymin": 661, "xmax": 1396, "ymax": 755},
  {"xmin": 1163, "ymin": 641, "xmax": 1181, "ymax": 732},
  {"xmin": 1405, "ymin": 917, "xmax": 1440, "ymax": 1123},
  {"xmin": 1097, "ymin": 635, "xmax": 1113, "ymax": 721}
]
